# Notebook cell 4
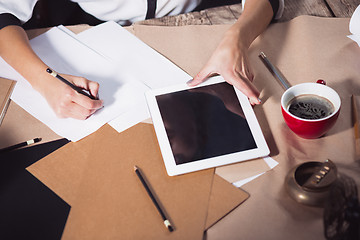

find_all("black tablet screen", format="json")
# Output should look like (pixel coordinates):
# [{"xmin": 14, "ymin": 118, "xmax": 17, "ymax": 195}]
[{"xmin": 156, "ymin": 82, "xmax": 257, "ymax": 165}]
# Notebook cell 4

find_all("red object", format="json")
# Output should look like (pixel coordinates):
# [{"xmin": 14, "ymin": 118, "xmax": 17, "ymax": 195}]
[
  {"xmin": 281, "ymin": 107, "xmax": 340, "ymax": 139},
  {"xmin": 316, "ymin": 79, "xmax": 326, "ymax": 85},
  {"xmin": 281, "ymin": 80, "xmax": 341, "ymax": 139}
]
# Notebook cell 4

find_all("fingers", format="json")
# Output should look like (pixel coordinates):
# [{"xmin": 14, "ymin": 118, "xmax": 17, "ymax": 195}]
[
  {"xmin": 187, "ymin": 65, "xmax": 214, "ymax": 87},
  {"xmin": 191, "ymin": 65, "xmax": 261, "ymax": 105},
  {"xmin": 53, "ymin": 75, "xmax": 103, "ymax": 119},
  {"xmin": 68, "ymin": 75, "xmax": 100, "ymax": 99},
  {"xmin": 66, "ymin": 100, "xmax": 101, "ymax": 120},
  {"xmin": 88, "ymin": 81, "xmax": 100, "ymax": 99},
  {"xmin": 241, "ymin": 58, "xmax": 255, "ymax": 83},
  {"xmin": 225, "ymin": 71, "xmax": 261, "ymax": 105},
  {"xmin": 54, "ymin": 91, "xmax": 103, "ymax": 120},
  {"xmin": 72, "ymin": 93, "xmax": 103, "ymax": 113}
]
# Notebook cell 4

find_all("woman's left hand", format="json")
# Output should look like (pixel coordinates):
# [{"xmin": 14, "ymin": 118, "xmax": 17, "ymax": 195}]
[{"xmin": 188, "ymin": 25, "xmax": 261, "ymax": 105}]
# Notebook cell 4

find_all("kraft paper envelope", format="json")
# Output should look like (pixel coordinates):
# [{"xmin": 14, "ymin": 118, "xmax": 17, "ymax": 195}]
[
  {"xmin": 61, "ymin": 123, "xmax": 211, "ymax": 239},
  {"xmin": 0, "ymin": 77, "xmax": 16, "ymax": 127},
  {"xmin": 28, "ymin": 123, "xmax": 249, "ymax": 238},
  {"xmin": 204, "ymin": 172, "xmax": 249, "ymax": 229}
]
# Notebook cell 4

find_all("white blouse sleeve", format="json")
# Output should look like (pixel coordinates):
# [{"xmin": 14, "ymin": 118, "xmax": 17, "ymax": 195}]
[{"xmin": 0, "ymin": 0, "xmax": 38, "ymax": 23}]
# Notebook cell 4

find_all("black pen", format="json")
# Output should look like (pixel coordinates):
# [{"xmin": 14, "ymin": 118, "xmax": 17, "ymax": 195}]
[
  {"xmin": 134, "ymin": 166, "xmax": 174, "ymax": 232},
  {"xmin": 46, "ymin": 68, "xmax": 97, "ymax": 100},
  {"xmin": 0, "ymin": 138, "xmax": 42, "ymax": 153}
]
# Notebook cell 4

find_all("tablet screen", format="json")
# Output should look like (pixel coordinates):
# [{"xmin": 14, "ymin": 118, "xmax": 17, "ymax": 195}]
[
  {"xmin": 146, "ymin": 76, "xmax": 269, "ymax": 176},
  {"xmin": 156, "ymin": 82, "xmax": 257, "ymax": 165}
]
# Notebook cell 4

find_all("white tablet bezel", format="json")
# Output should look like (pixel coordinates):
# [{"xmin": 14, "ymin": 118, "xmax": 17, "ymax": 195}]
[{"xmin": 145, "ymin": 76, "xmax": 269, "ymax": 176}]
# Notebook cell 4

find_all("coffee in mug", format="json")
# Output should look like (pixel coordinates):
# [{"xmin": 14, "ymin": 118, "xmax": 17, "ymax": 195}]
[
  {"xmin": 287, "ymin": 94, "xmax": 335, "ymax": 120},
  {"xmin": 281, "ymin": 80, "xmax": 341, "ymax": 139}
]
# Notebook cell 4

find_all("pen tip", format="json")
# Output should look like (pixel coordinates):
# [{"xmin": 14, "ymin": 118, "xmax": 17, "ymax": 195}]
[
  {"xmin": 134, "ymin": 166, "xmax": 138, "ymax": 171},
  {"xmin": 168, "ymin": 225, "xmax": 174, "ymax": 232},
  {"xmin": 35, "ymin": 138, "xmax": 42, "ymax": 143},
  {"xmin": 46, "ymin": 68, "xmax": 52, "ymax": 73}
]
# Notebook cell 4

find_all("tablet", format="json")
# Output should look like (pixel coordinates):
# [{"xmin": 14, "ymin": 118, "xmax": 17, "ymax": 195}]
[{"xmin": 145, "ymin": 76, "xmax": 269, "ymax": 176}]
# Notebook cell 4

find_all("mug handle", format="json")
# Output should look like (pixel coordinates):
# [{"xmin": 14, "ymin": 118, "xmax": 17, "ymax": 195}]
[{"xmin": 316, "ymin": 79, "xmax": 326, "ymax": 85}]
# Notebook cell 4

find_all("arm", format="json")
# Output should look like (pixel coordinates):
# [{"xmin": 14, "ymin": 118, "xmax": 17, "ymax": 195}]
[
  {"xmin": 188, "ymin": 0, "xmax": 277, "ymax": 105},
  {"xmin": 0, "ymin": 25, "xmax": 103, "ymax": 119}
]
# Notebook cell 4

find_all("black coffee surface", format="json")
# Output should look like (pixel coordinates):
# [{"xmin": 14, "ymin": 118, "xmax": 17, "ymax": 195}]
[{"xmin": 288, "ymin": 94, "xmax": 334, "ymax": 120}]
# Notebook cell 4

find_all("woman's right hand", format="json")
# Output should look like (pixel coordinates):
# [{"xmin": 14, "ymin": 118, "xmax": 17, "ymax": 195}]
[
  {"xmin": 0, "ymin": 25, "xmax": 103, "ymax": 120},
  {"xmin": 37, "ymin": 73, "xmax": 104, "ymax": 120}
]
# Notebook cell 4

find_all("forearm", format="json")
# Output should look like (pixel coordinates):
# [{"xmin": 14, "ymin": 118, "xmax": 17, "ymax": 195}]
[
  {"xmin": 0, "ymin": 25, "xmax": 48, "ymax": 91},
  {"xmin": 231, "ymin": 0, "xmax": 274, "ymax": 49},
  {"xmin": 0, "ymin": 25, "xmax": 103, "ymax": 119}
]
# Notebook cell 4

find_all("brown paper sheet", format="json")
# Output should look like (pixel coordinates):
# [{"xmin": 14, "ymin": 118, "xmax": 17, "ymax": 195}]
[
  {"xmin": 28, "ymin": 123, "xmax": 246, "ymax": 239},
  {"xmin": 28, "ymin": 123, "xmax": 248, "ymax": 237},
  {"xmin": 0, "ymin": 77, "xmax": 16, "ymax": 127},
  {"xmin": 0, "ymin": 101, "xmax": 61, "ymax": 149},
  {"xmin": 61, "ymin": 123, "xmax": 211, "ymax": 239},
  {"xmin": 205, "ymin": 174, "xmax": 249, "ymax": 229}
]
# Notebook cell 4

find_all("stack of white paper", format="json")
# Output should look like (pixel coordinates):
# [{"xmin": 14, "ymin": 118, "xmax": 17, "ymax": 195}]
[{"xmin": 2, "ymin": 21, "xmax": 191, "ymax": 141}]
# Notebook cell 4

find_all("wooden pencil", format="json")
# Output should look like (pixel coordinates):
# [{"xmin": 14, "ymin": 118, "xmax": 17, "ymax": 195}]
[
  {"xmin": 134, "ymin": 165, "xmax": 174, "ymax": 232},
  {"xmin": 0, "ymin": 138, "xmax": 41, "ymax": 153}
]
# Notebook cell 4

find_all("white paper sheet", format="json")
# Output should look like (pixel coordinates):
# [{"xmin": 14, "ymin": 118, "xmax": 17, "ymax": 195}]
[
  {"xmin": 4, "ymin": 27, "xmax": 148, "ymax": 141},
  {"xmin": 2, "ymin": 21, "xmax": 193, "ymax": 140},
  {"xmin": 348, "ymin": 4, "xmax": 360, "ymax": 47},
  {"xmin": 75, "ymin": 21, "xmax": 192, "ymax": 132},
  {"xmin": 232, "ymin": 156, "xmax": 279, "ymax": 187}
]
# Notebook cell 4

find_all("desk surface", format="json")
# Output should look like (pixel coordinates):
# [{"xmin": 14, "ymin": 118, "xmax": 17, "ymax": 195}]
[
  {"xmin": 137, "ymin": 0, "xmax": 359, "ymax": 26},
  {"xmin": 1, "ymin": 1, "xmax": 360, "ymax": 240},
  {"xmin": 135, "ymin": 2, "xmax": 360, "ymax": 240}
]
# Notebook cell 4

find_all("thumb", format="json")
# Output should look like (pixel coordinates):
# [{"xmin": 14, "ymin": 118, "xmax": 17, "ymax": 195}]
[{"xmin": 187, "ymin": 66, "xmax": 214, "ymax": 87}]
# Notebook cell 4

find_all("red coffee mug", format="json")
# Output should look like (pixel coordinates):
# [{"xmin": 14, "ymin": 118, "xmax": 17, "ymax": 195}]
[{"xmin": 281, "ymin": 80, "xmax": 341, "ymax": 139}]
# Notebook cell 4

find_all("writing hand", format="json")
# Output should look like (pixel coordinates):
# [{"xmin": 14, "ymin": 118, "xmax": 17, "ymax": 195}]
[{"xmin": 39, "ymin": 73, "xmax": 104, "ymax": 119}]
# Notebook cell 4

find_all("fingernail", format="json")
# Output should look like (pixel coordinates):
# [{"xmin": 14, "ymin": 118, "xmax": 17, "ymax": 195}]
[{"xmin": 250, "ymin": 97, "xmax": 261, "ymax": 105}]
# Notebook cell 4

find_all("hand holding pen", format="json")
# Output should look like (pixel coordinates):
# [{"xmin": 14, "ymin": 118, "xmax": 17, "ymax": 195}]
[{"xmin": 44, "ymin": 68, "xmax": 104, "ymax": 120}]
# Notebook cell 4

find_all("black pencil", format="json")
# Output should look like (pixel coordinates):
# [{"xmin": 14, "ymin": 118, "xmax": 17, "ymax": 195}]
[
  {"xmin": 0, "ymin": 138, "xmax": 41, "ymax": 153},
  {"xmin": 134, "ymin": 165, "xmax": 174, "ymax": 232},
  {"xmin": 46, "ymin": 68, "xmax": 97, "ymax": 100}
]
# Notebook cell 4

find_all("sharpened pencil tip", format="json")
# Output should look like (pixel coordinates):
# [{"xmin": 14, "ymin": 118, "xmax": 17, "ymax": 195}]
[{"xmin": 134, "ymin": 165, "xmax": 138, "ymax": 171}]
